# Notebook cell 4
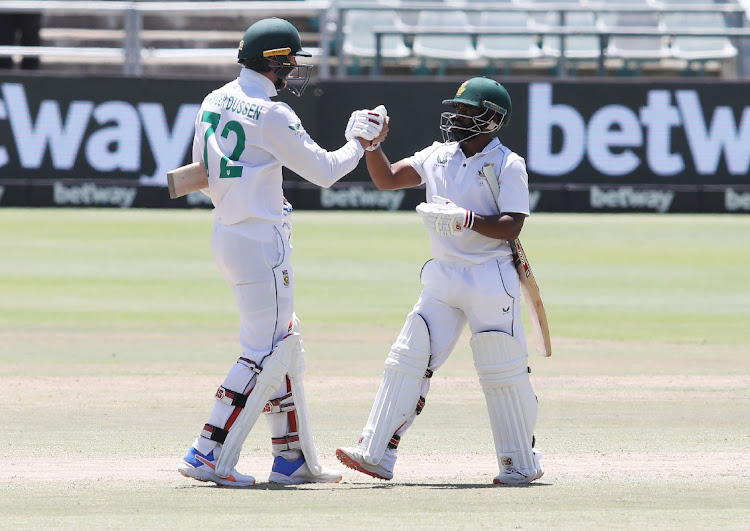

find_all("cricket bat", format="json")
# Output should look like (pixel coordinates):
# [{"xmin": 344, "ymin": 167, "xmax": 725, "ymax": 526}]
[
  {"xmin": 480, "ymin": 164, "xmax": 552, "ymax": 357},
  {"xmin": 509, "ymin": 238, "xmax": 552, "ymax": 357},
  {"xmin": 167, "ymin": 162, "xmax": 209, "ymax": 199}
]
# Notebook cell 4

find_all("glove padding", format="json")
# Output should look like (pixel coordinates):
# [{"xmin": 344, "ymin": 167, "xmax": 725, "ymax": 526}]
[
  {"xmin": 416, "ymin": 195, "xmax": 475, "ymax": 236},
  {"xmin": 366, "ymin": 105, "xmax": 388, "ymax": 151},
  {"xmin": 345, "ymin": 106, "xmax": 386, "ymax": 143}
]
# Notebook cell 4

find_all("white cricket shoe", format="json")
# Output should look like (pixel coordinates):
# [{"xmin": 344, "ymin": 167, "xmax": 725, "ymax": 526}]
[
  {"xmin": 493, "ymin": 449, "xmax": 544, "ymax": 485},
  {"xmin": 335, "ymin": 447, "xmax": 394, "ymax": 480},
  {"xmin": 268, "ymin": 455, "xmax": 342, "ymax": 485},
  {"xmin": 178, "ymin": 447, "xmax": 256, "ymax": 487}
]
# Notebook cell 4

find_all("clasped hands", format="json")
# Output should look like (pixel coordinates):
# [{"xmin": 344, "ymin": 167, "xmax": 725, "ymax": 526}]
[
  {"xmin": 416, "ymin": 196, "xmax": 475, "ymax": 237},
  {"xmin": 345, "ymin": 105, "xmax": 389, "ymax": 151}
]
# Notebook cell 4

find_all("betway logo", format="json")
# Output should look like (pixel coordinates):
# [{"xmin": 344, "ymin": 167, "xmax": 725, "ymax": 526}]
[
  {"xmin": 528, "ymin": 83, "xmax": 750, "ymax": 177},
  {"xmin": 0, "ymin": 83, "xmax": 198, "ymax": 185},
  {"xmin": 321, "ymin": 187, "xmax": 405, "ymax": 210},
  {"xmin": 54, "ymin": 182, "xmax": 137, "ymax": 208},
  {"xmin": 590, "ymin": 186, "xmax": 674, "ymax": 213},
  {"xmin": 725, "ymin": 188, "xmax": 750, "ymax": 212}
]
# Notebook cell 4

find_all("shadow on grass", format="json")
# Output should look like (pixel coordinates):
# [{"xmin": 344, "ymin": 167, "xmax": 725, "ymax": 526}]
[{"xmin": 175, "ymin": 481, "xmax": 550, "ymax": 491}]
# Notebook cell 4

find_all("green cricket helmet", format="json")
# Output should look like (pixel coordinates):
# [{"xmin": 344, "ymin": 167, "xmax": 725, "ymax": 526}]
[
  {"xmin": 440, "ymin": 77, "xmax": 512, "ymax": 142},
  {"xmin": 237, "ymin": 18, "xmax": 313, "ymax": 96}
]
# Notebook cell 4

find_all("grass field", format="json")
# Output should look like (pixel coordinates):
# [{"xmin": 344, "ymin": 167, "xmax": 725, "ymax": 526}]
[{"xmin": 1, "ymin": 209, "xmax": 748, "ymax": 529}]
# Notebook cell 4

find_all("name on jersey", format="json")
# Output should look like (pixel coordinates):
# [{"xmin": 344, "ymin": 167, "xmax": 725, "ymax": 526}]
[{"xmin": 205, "ymin": 91, "xmax": 261, "ymax": 120}]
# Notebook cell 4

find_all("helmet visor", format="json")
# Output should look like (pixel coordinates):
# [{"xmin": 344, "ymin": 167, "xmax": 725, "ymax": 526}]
[
  {"xmin": 267, "ymin": 54, "xmax": 313, "ymax": 97},
  {"xmin": 439, "ymin": 107, "xmax": 500, "ymax": 143}
]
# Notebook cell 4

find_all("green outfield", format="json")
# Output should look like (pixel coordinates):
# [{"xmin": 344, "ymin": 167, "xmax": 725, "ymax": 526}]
[{"xmin": 1, "ymin": 209, "xmax": 748, "ymax": 529}]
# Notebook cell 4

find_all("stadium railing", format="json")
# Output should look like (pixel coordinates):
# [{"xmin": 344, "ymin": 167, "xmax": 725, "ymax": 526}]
[
  {"xmin": 0, "ymin": 0, "xmax": 331, "ymax": 76},
  {"xmin": 1, "ymin": 0, "xmax": 749, "ymax": 78},
  {"xmin": 333, "ymin": 1, "xmax": 750, "ymax": 77}
]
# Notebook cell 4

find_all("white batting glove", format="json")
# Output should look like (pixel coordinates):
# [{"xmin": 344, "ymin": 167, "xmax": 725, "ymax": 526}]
[
  {"xmin": 416, "ymin": 195, "xmax": 475, "ymax": 236},
  {"xmin": 366, "ymin": 105, "xmax": 388, "ymax": 151},
  {"xmin": 345, "ymin": 107, "xmax": 386, "ymax": 143}
]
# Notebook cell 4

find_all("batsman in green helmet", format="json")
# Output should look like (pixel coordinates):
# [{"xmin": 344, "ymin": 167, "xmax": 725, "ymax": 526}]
[
  {"xmin": 237, "ymin": 17, "xmax": 313, "ymax": 97},
  {"xmin": 337, "ymin": 78, "xmax": 545, "ymax": 486},
  {"xmin": 178, "ymin": 18, "xmax": 388, "ymax": 488}
]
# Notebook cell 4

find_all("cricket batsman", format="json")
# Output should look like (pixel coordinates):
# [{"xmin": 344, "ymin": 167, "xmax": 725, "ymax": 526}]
[
  {"xmin": 336, "ymin": 77, "xmax": 544, "ymax": 485},
  {"xmin": 177, "ymin": 17, "xmax": 386, "ymax": 487}
]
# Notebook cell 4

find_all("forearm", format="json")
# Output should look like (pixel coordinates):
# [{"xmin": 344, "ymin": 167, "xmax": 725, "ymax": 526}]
[
  {"xmin": 364, "ymin": 148, "xmax": 396, "ymax": 190},
  {"xmin": 366, "ymin": 151, "xmax": 420, "ymax": 191},
  {"xmin": 293, "ymin": 139, "xmax": 364, "ymax": 189},
  {"xmin": 471, "ymin": 213, "xmax": 525, "ymax": 240}
]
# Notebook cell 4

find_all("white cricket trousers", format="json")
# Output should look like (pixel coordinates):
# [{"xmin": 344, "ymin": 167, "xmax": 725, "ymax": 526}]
[
  {"xmin": 193, "ymin": 219, "xmax": 295, "ymax": 457},
  {"xmin": 212, "ymin": 219, "xmax": 295, "ymax": 360},
  {"xmin": 375, "ymin": 254, "xmax": 529, "ymax": 470},
  {"xmin": 417, "ymin": 254, "xmax": 528, "ymax": 367}
]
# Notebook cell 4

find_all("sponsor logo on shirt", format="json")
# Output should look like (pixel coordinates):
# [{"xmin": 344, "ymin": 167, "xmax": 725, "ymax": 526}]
[
  {"xmin": 434, "ymin": 154, "xmax": 451, "ymax": 167},
  {"xmin": 288, "ymin": 122, "xmax": 304, "ymax": 137}
]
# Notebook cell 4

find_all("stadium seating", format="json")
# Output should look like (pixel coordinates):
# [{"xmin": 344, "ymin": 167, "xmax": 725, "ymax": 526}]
[
  {"xmin": 475, "ymin": 11, "xmax": 544, "ymax": 72},
  {"xmin": 341, "ymin": 9, "xmax": 411, "ymax": 74},
  {"xmin": 664, "ymin": 12, "xmax": 738, "ymax": 61},
  {"xmin": 540, "ymin": 11, "xmax": 601, "ymax": 60},
  {"xmin": 411, "ymin": 10, "xmax": 479, "ymax": 75},
  {"xmin": 599, "ymin": 2, "xmax": 671, "ymax": 75},
  {"xmin": 5, "ymin": 0, "xmax": 747, "ymax": 78}
]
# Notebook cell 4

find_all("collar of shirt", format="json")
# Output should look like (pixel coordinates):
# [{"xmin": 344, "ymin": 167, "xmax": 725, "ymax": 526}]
[
  {"xmin": 238, "ymin": 68, "xmax": 278, "ymax": 98},
  {"xmin": 447, "ymin": 136, "xmax": 503, "ymax": 161},
  {"xmin": 480, "ymin": 137, "xmax": 502, "ymax": 155},
  {"xmin": 452, "ymin": 137, "xmax": 503, "ymax": 185}
]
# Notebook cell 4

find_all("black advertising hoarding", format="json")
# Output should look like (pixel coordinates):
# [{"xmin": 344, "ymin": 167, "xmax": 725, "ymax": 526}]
[{"xmin": 0, "ymin": 75, "xmax": 748, "ymax": 212}]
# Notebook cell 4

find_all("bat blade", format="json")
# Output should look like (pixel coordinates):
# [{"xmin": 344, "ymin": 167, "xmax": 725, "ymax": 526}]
[
  {"xmin": 509, "ymin": 238, "xmax": 552, "ymax": 357},
  {"xmin": 167, "ymin": 162, "xmax": 209, "ymax": 199}
]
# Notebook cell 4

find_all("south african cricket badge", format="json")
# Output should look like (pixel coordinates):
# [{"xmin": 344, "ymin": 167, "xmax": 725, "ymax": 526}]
[{"xmin": 282, "ymin": 270, "xmax": 290, "ymax": 287}]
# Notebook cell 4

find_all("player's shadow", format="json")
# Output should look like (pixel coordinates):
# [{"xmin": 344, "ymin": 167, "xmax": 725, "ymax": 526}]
[
  {"xmin": 353, "ymin": 481, "xmax": 551, "ymax": 490},
  {"xmin": 176, "ymin": 481, "xmax": 550, "ymax": 491}
]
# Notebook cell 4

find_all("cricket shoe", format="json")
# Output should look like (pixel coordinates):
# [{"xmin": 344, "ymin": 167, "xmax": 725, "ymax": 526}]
[
  {"xmin": 178, "ymin": 447, "xmax": 256, "ymax": 487},
  {"xmin": 335, "ymin": 447, "xmax": 393, "ymax": 480},
  {"xmin": 493, "ymin": 450, "xmax": 544, "ymax": 485},
  {"xmin": 268, "ymin": 456, "xmax": 342, "ymax": 485}
]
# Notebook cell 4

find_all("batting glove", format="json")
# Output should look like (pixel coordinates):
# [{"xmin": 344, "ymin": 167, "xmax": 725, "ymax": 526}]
[
  {"xmin": 345, "ymin": 107, "xmax": 385, "ymax": 143},
  {"xmin": 366, "ymin": 105, "xmax": 388, "ymax": 151},
  {"xmin": 416, "ymin": 195, "xmax": 475, "ymax": 236}
]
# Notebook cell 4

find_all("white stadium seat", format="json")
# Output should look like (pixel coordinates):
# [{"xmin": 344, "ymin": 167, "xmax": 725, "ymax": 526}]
[
  {"xmin": 475, "ymin": 11, "xmax": 544, "ymax": 60},
  {"xmin": 411, "ymin": 10, "xmax": 479, "ymax": 61},
  {"xmin": 663, "ymin": 12, "xmax": 738, "ymax": 61},
  {"xmin": 342, "ymin": 10, "xmax": 411, "ymax": 59}
]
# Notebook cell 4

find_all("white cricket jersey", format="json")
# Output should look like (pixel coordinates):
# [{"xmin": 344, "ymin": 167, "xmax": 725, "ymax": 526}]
[
  {"xmin": 407, "ymin": 137, "xmax": 530, "ymax": 264},
  {"xmin": 192, "ymin": 68, "xmax": 365, "ymax": 225}
]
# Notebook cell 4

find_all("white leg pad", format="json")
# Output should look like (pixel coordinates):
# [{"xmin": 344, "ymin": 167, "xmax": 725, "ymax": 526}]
[
  {"xmin": 215, "ymin": 333, "xmax": 300, "ymax": 478},
  {"xmin": 360, "ymin": 312, "xmax": 431, "ymax": 465},
  {"xmin": 470, "ymin": 331, "xmax": 540, "ymax": 479},
  {"xmin": 287, "ymin": 316, "xmax": 322, "ymax": 475}
]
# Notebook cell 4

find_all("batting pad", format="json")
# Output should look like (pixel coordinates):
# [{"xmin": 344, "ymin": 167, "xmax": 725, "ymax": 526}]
[
  {"xmin": 470, "ymin": 331, "xmax": 539, "ymax": 476},
  {"xmin": 287, "ymin": 317, "xmax": 322, "ymax": 475},
  {"xmin": 360, "ymin": 312, "xmax": 431, "ymax": 465},
  {"xmin": 215, "ymin": 333, "xmax": 300, "ymax": 478}
]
